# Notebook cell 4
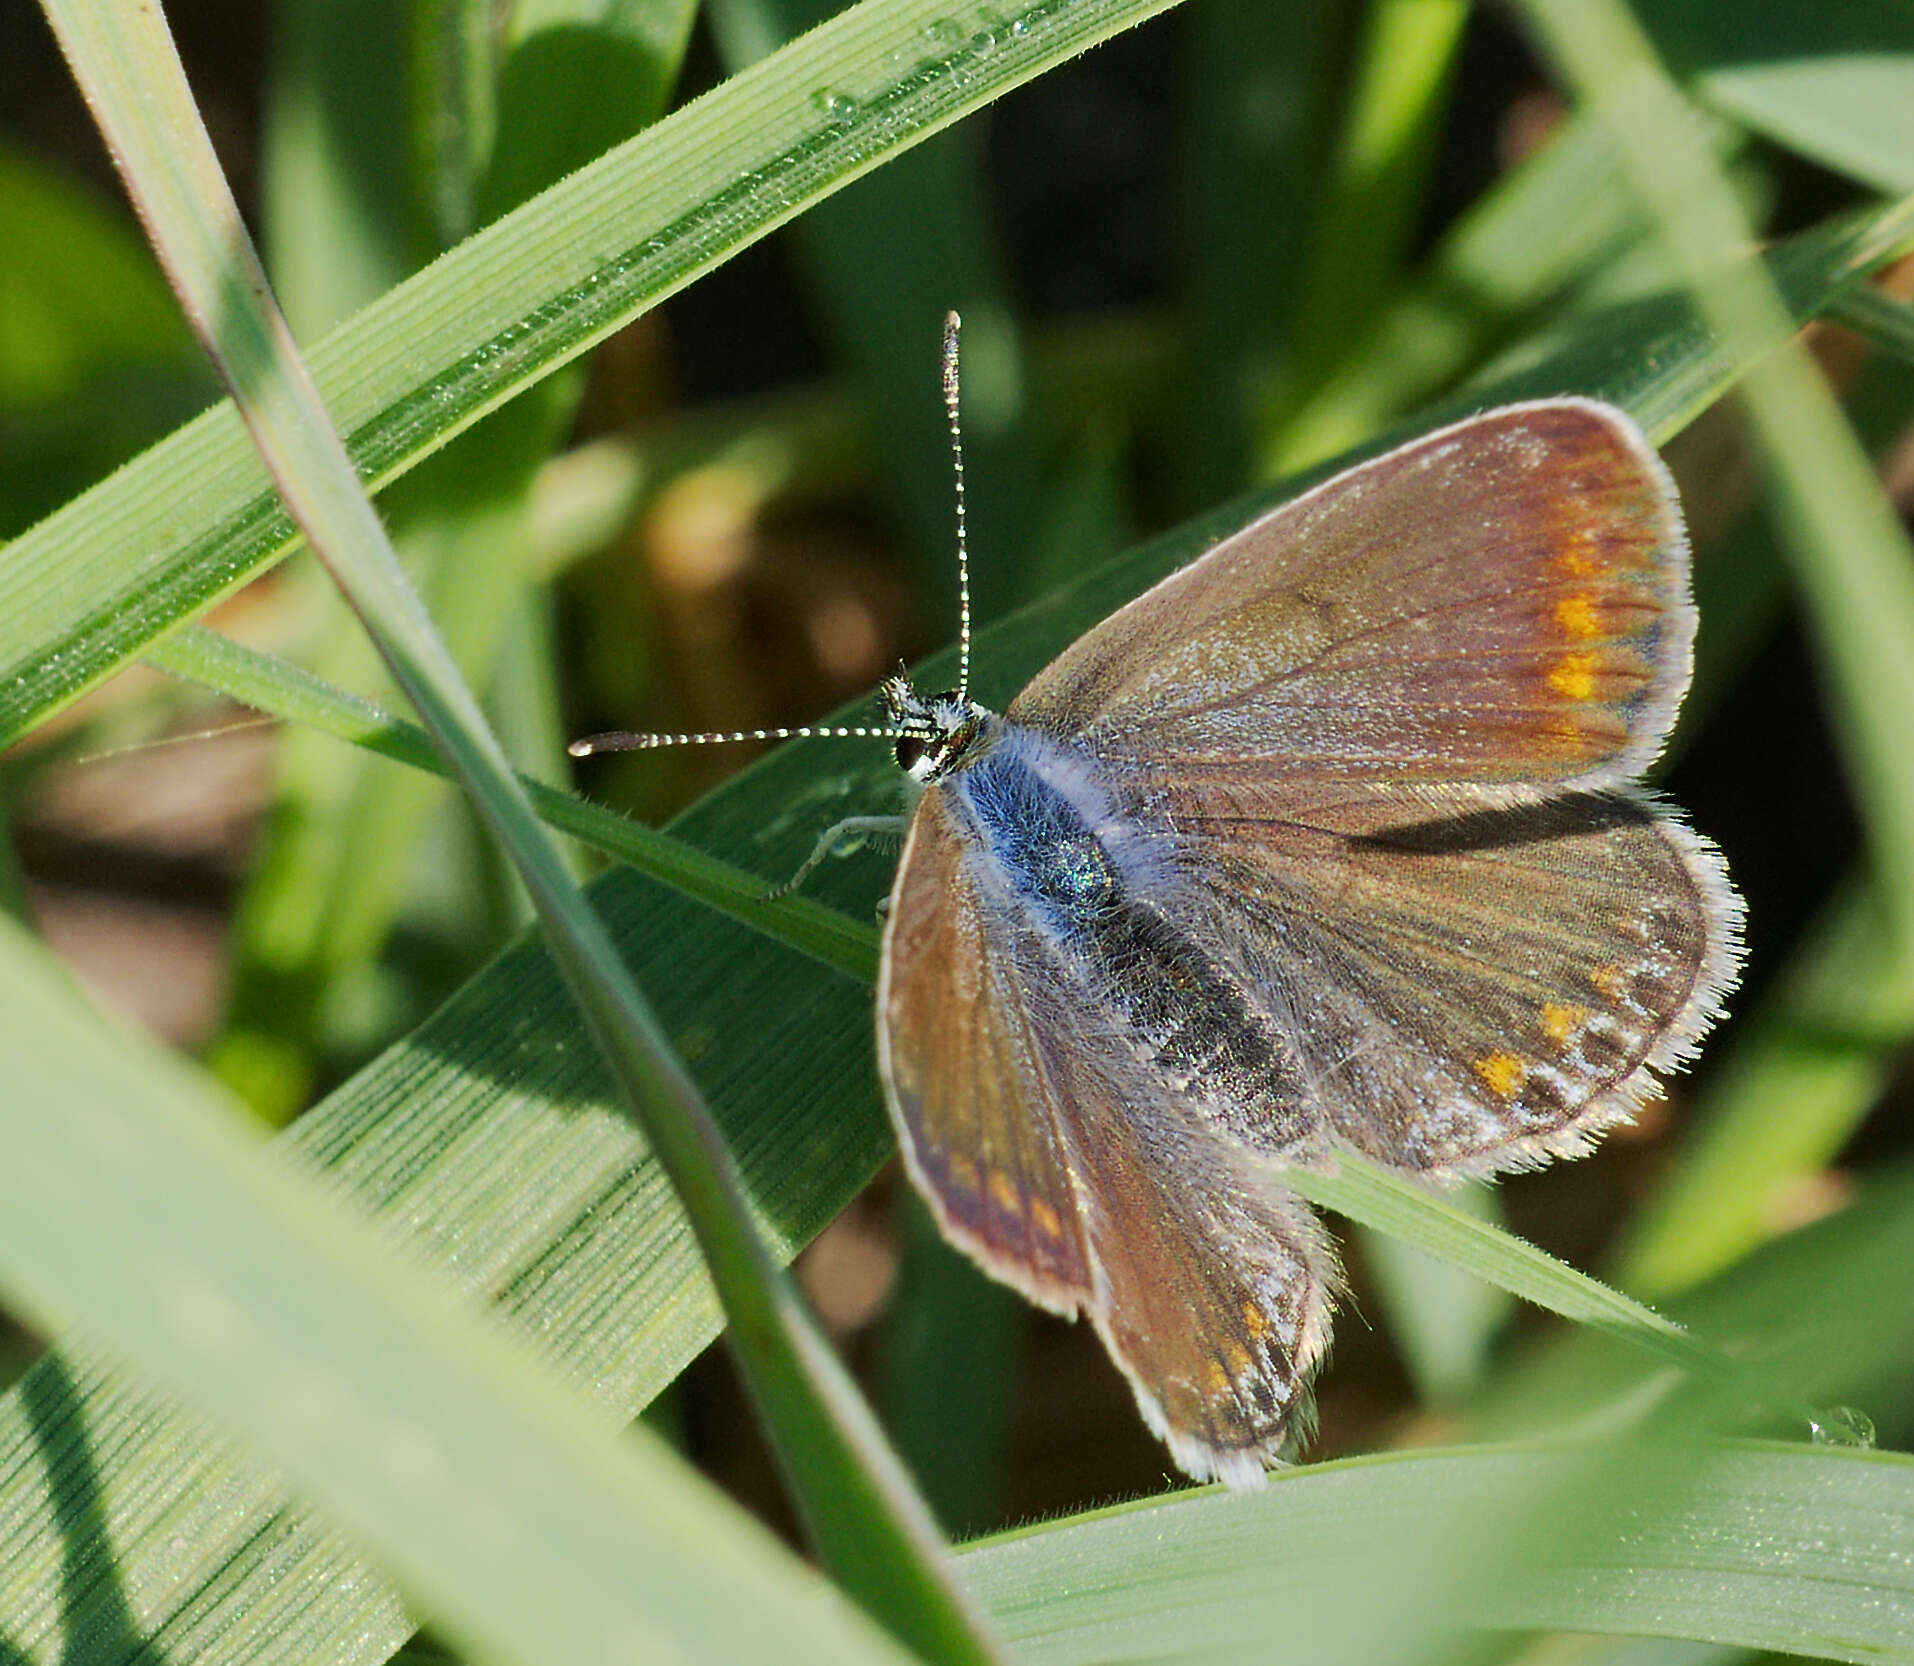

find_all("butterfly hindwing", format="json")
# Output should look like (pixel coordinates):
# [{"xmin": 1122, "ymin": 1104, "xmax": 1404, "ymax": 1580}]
[
  {"xmin": 1027, "ymin": 1016, "xmax": 1337, "ymax": 1484},
  {"xmin": 1145, "ymin": 784, "xmax": 1741, "ymax": 1177}
]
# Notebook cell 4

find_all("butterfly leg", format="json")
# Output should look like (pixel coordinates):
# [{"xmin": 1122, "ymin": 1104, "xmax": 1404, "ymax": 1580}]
[{"xmin": 760, "ymin": 814, "xmax": 908, "ymax": 903}]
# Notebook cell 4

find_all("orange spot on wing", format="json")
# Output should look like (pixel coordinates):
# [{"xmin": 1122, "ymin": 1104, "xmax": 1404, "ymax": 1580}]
[
  {"xmin": 1207, "ymin": 1360, "xmax": 1232, "ymax": 1395},
  {"xmin": 1243, "ymin": 1303, "xmax": 1272, "ymax": 1339},
  {"xmin": 987, "ymin": 1169, "xmax": 1022, "ymax": 1216},
  {"xmin": 1540, "ymin": 1002, "xmax": 1584, "ymax": 1044},
  {"xmin": 1555, "ymin": 529, "xmax": 1602, "ymax": 577},
  {"xmin": 1555, "ymin": 594, "xmax": 1602, "ymax": 638},
  {"xmin": 1223, "ymin": 1341, "xmax": 1254, "ymax": 1375},
  {"xmin": 1473, "ymin": 1050, "xmax": 1528, "ymax": 1099},
  {"xmin": 1589, "ymin": 964, "xmax": 1625, "ymax": 999},
  {"xmin": 945, "ymin": 1153, "xmax": 979, "ymax": 1193},
  {"xmin": 1548, "ymin": 651, "xmax": 1601, "ymax": 701},
  {"xmin": 1030, "ymin": 1197, "xmax": 1064, "ymax": 1242}
]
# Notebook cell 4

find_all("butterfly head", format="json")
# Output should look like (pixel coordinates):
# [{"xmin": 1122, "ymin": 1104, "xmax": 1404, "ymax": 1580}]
[{"xmin": 879, "ymin": 673, "xmax": 997, "ymax": 784}]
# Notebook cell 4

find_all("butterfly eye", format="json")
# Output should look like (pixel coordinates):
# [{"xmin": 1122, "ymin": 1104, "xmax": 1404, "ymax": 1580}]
[{"xmin": 895, "ymin": 735, "xmax": 928, "ymax": 773}]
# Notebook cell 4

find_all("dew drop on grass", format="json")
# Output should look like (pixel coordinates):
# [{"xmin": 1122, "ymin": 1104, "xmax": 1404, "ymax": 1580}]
[
  {"xmin": 1807, "ymin": 1405, "xmax": 1876, "ymax": 1449},
  {"xmin": 811, "ymin": 88, "xmax": 860, "ymax": 124}
]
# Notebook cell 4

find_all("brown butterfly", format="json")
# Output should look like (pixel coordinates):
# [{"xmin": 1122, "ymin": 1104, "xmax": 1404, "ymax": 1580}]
[{"xmin": 577, "ymin": 319, "xmax": 1743, "ymax": 1488}]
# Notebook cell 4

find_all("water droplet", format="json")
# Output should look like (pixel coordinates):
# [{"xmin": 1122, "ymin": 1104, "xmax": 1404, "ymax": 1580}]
[
  {"xmin": 924, "ymin": 17, "xmax": 964, "ymax": 46},
  {"xmin": 1808, "ymin": 1405, "xmax": 1876, "ymax": 1449},
  {"xmin": 811, "ymin": 88, "xmax": 860, "ymax": 124}
]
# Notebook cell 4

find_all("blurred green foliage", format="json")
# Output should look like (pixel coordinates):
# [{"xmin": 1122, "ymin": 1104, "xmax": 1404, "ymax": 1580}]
[{"xmin": 1, "ymin": 0, "xmax": 1912, "ymax": 1661}]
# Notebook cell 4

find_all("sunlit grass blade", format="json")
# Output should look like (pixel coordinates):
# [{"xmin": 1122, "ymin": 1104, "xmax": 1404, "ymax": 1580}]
[
  {"xmin": 1281, "ymin": 0, "xmax": 1470, "ymax": 401},
  {"xmin": 0, "ymin": 911, "xmax": 910, "ymax": 1666},
  {"xmin": 145, "ymin": 621, "xmax": 881, "ymax": 983},
  {"xmin": 1636, "ymin": 0, "xmax": 1914, "ymax": 195},
  {"xmin": 1285, "ymin": 1159, "xmax": 1727, "ymax": 1388},
  {"xmin": 40, "ymin": 0, "xmax": 1000, "ymax": 1657},
  {"xmin": 0, "ymin": 0, "xmax": 1187, "ymax": 751},
  {"xmin": 959, "ymin": 1441, "xmax": 1914, "ymax": 1665}
]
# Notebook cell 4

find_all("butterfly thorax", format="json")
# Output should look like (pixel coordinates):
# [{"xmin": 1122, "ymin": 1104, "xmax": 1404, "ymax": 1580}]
[{"xmin": 939, "ymin": 722, "xmax": 1311, "ymax": 1150}]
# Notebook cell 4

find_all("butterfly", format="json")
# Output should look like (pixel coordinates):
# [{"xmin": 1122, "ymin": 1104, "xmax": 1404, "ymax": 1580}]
[{"xmin": 576, "ymin": 317, "xmax": 1744, "ymax": 1489}]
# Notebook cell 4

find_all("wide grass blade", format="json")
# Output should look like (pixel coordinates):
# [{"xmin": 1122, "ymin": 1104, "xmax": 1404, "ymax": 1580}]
[
  {"xmin": 960, "ymin": 1441, "xmax": 1914, "ymax": 1666},
  {"xmin": 37, "ymin": 0, "xmax": 1000, "ymax": 1657},
  {"xmin": 0, "ymin": 911, "xmax": 908, "ymax": 1666}
]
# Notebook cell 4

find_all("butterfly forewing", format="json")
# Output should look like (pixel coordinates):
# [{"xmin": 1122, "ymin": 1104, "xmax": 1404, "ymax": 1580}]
[
  {"xmin": 878, "ymin": 791, "xmax": 1094, "ymax": 1313},
  {"xmin": 1011, "ymin": 401, "xmax": 1691, "ymax": 802}
]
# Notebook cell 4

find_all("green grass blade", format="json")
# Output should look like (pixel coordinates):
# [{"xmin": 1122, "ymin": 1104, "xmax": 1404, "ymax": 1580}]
[
  {"xmin": 0, "ymin": 0, "xmax": 1186, "ymax": 751},
  {"xmin": 1263, "ymin": 107, "xmax": 1735, "ymax": 475},
  {"xmin": 1828, "ymin": 280, "xmax": 1914, "ymax": 365},
  {"xmin": 1613, "ymin": 868, "xmax": 1914, "ymax": 1295},
  {"xmin": 217, "ymin": 0, "xmax": 699, "ymax": 1122},
  {"xmin": 960, "ymin": 1442, "xmax": 1914, "ymax": 1665},
  {"xmin": 0, "ymin": 144, "xmax": 215, "ymax": 536},
  {"xmin": 43, "ymin": 0, "xmax": 1000, "ymax": 1656},
  {"xmin": 261, "ymin": 0, "xmax": 416, "ymax": 339},
  {"xmin": 1516, "ymin": 0, "xmax": 1914, "ymax": 991},
  {"xmin": 1281, "ymin": 0, "xmax": 1471, "ymax": 401},
  {"xmin": 1477, "ymin": 1158, "xmax": 1914, "ymax": 1448},
  {"xmin": 408, "ymin": 0, "xmax": 496, "ymax": 250},
  {"xmin": 1360, "ymin": 1183, "xmax": 1515, "ymax": 1407},
  {"xmin": 1284, "ymin": 1160, "xmax": 1725, "ymax": 1385},
  {"xmin": 210, "ymin": 400, "xmax": 581, "ymax": 1123},
  {"xmin": 145, "ymin": 621, "xmax": 881, "ymax": 984},
  {"xmin": 1637, "ymin": 0, "xmax": 1914, "ymax": 194},
  {"xmin": 1164, "ymin": 0, "xmax": 1351, "ymax": 511},
  {"xmin": 0, "ymin": 912, "xmax": 910, "ymax": 1666}
]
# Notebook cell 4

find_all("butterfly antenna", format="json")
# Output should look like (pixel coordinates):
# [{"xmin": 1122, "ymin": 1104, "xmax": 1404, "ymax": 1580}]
[
  {"xmin": 942, "ymin": 309, "xmax": 973, "ymax": 704},
  {"xmin": 568, "ymin": 722, "xmax": 903, "ymax": 758},
  {"xmin": 574, "ymin": 315, "xmax": 974, "ymax": 761}
]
